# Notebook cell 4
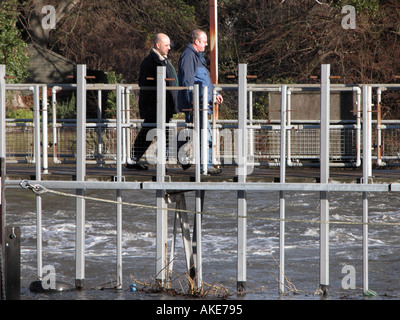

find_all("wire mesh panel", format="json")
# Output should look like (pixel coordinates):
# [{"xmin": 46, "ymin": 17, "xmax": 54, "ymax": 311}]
[
  {"xmin": 53, "ymin": 126, "xmax": 76, "ymax": 161},
  {"xmin": 253, "ymin": 129, "xmax": 281, "ymax": 161},
  {"xmin": 86, "ymin": 127, "xmax": 118, "ymax": 161},
  {"xmin": 219, "ymin": 124, "xmax": 358, "ymax": 165},
  {"xmin": 4, "ymin": 120, "xmax": 360, "ymax": 166},
  {"xmin": 330, "ymin": 127, "xmax": 357, "ymax": 160},
  {"xmin": 289, "ymin": 128, "xmax": 320, "ymax": 158},
  {"xmin": 5, "ymin": 124, "xmax": 34, "ymax": 161},
  {"xmin": 377, "ymin": 126, "xmax": 400, "ymax": 161}
]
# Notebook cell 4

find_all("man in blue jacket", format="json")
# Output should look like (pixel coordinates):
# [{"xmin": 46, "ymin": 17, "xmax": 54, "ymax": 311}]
[{"xmin": 178, "ymin": 29, "xmax": 223, "ymax": 175}]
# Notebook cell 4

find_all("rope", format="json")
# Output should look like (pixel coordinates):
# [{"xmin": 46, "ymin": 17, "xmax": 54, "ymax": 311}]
[{"xmin": 19, "ymin": 180, "xmax": 400, "ymax": 227}]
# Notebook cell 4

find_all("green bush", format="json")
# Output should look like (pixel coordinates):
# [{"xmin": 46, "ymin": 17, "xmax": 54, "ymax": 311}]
[
  {"xmin": 54, "ymin": 93, "xmax": 76, "ymax": 119},
  {"xmin": 7, "ymin": 108, "xmax": 33, "ymax": 119},
  {"xmin": 0, "ymin": 0, "xmax": 29, "ymax": 83}
]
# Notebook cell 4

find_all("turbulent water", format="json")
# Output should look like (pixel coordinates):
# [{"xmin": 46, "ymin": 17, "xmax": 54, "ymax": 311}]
[{"xmin": 4, "ymin": 187, "xmax": 400, "ymax": 300}]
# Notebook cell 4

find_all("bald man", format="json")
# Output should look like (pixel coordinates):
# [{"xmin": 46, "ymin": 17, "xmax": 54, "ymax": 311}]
[{"xmin": 128, "ymin": 33, "xmax": 179, "ymax": 170}]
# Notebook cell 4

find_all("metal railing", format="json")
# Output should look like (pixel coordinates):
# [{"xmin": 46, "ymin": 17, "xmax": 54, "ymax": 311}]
[
  {"xmin": 2, "ymin": 63, "xmax": 400, "ymax": 297},
  {"xmin": 4, "ymin": 77, "xmax": 400, "ymax": 171}
]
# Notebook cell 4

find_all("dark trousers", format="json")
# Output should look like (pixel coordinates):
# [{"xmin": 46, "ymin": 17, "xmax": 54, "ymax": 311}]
[{"xmin": 132, "ymin": 114, "xmax": 172, "ymax": 161}]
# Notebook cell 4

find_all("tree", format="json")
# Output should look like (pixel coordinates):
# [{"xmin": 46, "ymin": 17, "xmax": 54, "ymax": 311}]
[
  {"xmin": 19, "ymin": 0, "xmax": 80, "ymax": 48},
  {"xmin": 0, "ymin": 0, "xmax": 29, "ymax": 83},
  {"xmin": 32, "ymin": 0, "xmax": 197, "ymax": 83},
  {"xmin": 228, "ymin": 0, "xmax": 400, "ymax": 84}
]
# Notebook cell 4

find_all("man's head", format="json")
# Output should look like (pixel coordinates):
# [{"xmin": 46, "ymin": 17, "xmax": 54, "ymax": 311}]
[
  {"xmin": 190, "ymin": 29, "xmax": 208, "ymax": 53},
  {"xmin": 154, "ymin": 33, "xmax": 171, "ymax": 56}
]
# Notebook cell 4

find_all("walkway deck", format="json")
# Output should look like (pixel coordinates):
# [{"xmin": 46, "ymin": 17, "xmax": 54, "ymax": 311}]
[{"xmin": 5, "ymin": 164, "xmax": 400, "ymax": 184}]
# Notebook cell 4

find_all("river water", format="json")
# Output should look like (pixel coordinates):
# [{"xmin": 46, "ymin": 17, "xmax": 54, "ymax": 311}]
[{"xmin": 4, "ymin": 186, "xmax": 400, "ymax": 301}]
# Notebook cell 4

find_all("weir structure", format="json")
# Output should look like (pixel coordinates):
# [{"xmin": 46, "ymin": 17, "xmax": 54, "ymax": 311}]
[{"xmin": 1, "ymin": 63, "xmax": 400, "ymax": 298}]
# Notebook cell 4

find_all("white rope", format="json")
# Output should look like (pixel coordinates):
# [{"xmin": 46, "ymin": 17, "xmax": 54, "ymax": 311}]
[{"xmin": 19, "ymin": 180, "xmax": 400, "ymax": 227}]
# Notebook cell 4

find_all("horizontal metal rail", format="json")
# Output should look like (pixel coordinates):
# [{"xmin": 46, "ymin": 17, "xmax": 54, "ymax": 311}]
[{"xmin": 3, "ymin": 64, "xmax": 400, "ymax": 298}]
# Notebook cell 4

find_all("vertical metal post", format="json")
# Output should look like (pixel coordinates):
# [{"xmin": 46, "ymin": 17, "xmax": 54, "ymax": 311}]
[
  {"xmin": 41, "ymin": 85, "xmax": 48, "ymax": 174},
  {"xmin": 237, "ymin": 64, "xmax": 247, "ymax": 292},
  {"xmin": 167, "ymin": 193, "xmax": 195, "ymax": 284},
  {"xmin": 202, "ymin": 86, "xmax": 208, "ymax": 175},
  {"xmin": 279, "ymin": 85, "xmax": 287, "ymax": 294},
  {"xmin": 116, "ymin": 190, "xmax": 122, "ymax": 290},
  {"xmin": 0, "ymin": 69, "xmax": 18, "ymax": 300},
  {"xmin": 155, "ymin": 66, "xmax": 168, "ymax": 286},
  {"xmin": 193, "ymin": 85, "xmax": 201, "ymax": 180},
  {"xmin": 0, "ymin": 65, "xmax": 5, "ymax": 159},
  {"xmin": 192, "ymin": 84, "xmax": 203, "ymax": 287},
  {"xmin": 116, "ymin": 85, "xmax": 123, "ymax": 180},
  {"xmin": 125, "ymin": 87, "xmax": 132, "ymax": 164},
  {"xmin": 115, "ymin": 85, "xmax": 123, "ymax": 289},
  {"xmin": 156, "ymin": 66, "xmax": 167, "ymax": 178},
  {"xmin": 33, "ymin": 86, "xmax": 41, "ymax": 181},
  {"xmin": 212, "ymin": 89, "xmax": 219, "ymax": 166},
  {"xmin": 237, "ymin": 189, "xmax": 247, "ymax": 293},
  {"xmin": 209, "ymin": 0, "xmax": 218, "ymax": 84},
  {"xmin": 178, "ymin": 195, "xmax": 195, "ymax": 278},
  {"xmin": 51, "ymin": 87, "xmax": 60, "ymax": 164},
  {"xmin": 194, "ymin": 190, "xmax": 203, "ymax": 288},
  {"xmin": 4, "ymin": 227, "xmax": 20, "ymax": 300},
  {"xmin": 33, "ymin": 85, "xmax": 43, "ymax": 281},
  {"xmin": 362, "ymin": 84, "xmax": 371, "ymax": 293},
  {"xmin": 75, "ymin": 65, "xmax": 87, "ymax": 289},
  {"xmin": 35, "ymin": 194, "xmax": 43, "ymax": 282},
  {"xmin": 122, "ymin": 87, "xmax": 128, "ymax": 164},
  {"xmin": 97, "ymin": 89, "xmax": 103, "ymax": 167},
  {"xmin": 362, "ymin": 192, "xmax": 368, "ymax": 293},
  {"xmin": 0, "ymin": 158, "xmax": 5, "ymax": 300},
  {"xmin": 0, "ymin": 66, "xmax": 5, "ymax": 300},
  {"xmin": 320, "ymin": 64, "xmax": 330, "ymax": 295},
  {"xmin": 237, "ymin": 64, "xmax": 248, "ymax": 180},
  {"xmin": 248, "ymin": 90, "xmax": 254, "ymax": 160}
]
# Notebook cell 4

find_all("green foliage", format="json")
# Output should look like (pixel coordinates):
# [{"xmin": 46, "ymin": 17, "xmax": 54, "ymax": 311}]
[
  {"xmin": 103, "ymin": 71, "xmax": 139, "ymax": 119},
  {"xmin": 55, "ymin": 94, "xmax": 76, "ymax": 119},
  {"xmin": 0, "ymin": 0, "xmax": 29, "ymax": 83},
  {"xmin": 105, "ymin": 71, "xmax": 123, "ymax": 119},
  {"xmin": 330, "ymin": 0, "xmax": 381, "ymax": 14},
  {"xmin": 252, "ymin": 94, "xmax": 270, "ymax": 120},
  {"xmin": 6, "ymin": 108, "xmax": 33, "ymax": 119}
]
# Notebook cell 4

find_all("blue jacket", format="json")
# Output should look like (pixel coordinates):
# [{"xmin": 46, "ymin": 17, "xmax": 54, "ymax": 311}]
[{"xmin": 177, "ymin": 43, "xmax": 215, "ymax": 112}]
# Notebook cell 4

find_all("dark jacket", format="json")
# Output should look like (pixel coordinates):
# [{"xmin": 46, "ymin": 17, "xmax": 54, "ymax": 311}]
[
  {"xmin": 138, "ymin": 49, "xmax": 178, "ymax": 121},
  {"xmin": 177, "ymin": 43, "xmax": 215, "ymax": 112}
]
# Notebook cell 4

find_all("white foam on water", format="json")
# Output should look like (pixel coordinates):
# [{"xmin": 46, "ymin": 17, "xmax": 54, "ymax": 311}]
[{"xmin": 6, "ymin": 188, "xmax": 400, "ymax": 299}]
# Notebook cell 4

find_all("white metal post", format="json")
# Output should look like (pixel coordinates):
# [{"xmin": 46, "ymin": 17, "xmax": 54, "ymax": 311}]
[
  {"xmin": 0, "ymin": 65, "xmax": 5, "ymax": 159},
  {"xmin": 75, "ymin": 65, "xmax": 87, "ymax": 289},
  {"xmin": 41, "ymin": 85, "xmax": 48, "ymax": 174},
  {"xmin": 193, "ymin": 85, "xmax": 201, "ymax": 180},
  {"xmin": 202, "ymin": 86, "xmax": 208, "ymax": 175},
  {"xmin": 279, "ymin": 85, "xmax": 287, "ymax": 294},
  {"xmin": 33, "ymin": 86, "xmax": 41, "ymax": 181},
  {"xmin": 192, "ymin": 84, "xmax": 203, "ymax": 287},
  {"xmin": 51, "ymin": 86, "xmax": 61, "ymax": 164},
  {"xmin": 237, "ymin": 64, "xmax": 247, "ymax": 292},
  {"xmin": 0, "ymin": 67, "xmax": 4, "ymax": 288},
  {"xmin": 155, "ymin": 66, "xmax": 168, "ymax": 286},
  {"xmin": 115, "ymin": 85, "xmax": 123, "ymax": 289},
  {"xmin": 156, "ymin": 67, "xmax": 166, "ymax": 178},
  {"xmin": 362, "ymin": 84, "xmax": 372, "ymax": 293},
  {"xmin": 33, "ymin": 85, "xmax": 43, "ymax": 280},
  {"xmin": 97, "ymin": 89, "xmax": 103, "ymax": 166},
  {"xmin": 320, "ymin": 64, "xmax": 330, "ymax": 294}
]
